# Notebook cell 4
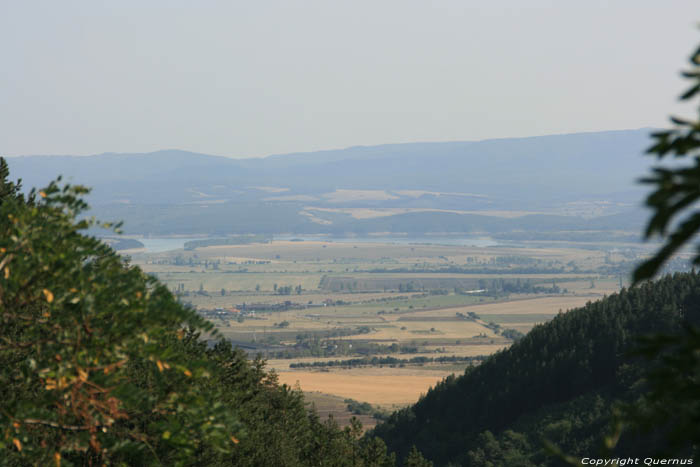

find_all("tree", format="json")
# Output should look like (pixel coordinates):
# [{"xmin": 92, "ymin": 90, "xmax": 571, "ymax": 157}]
[
  {"xmin": 403, "ymin": 446, "xmax": 433, "ymax": 467},
  {"xmin": 617, "ymin": 39, "xmax": 700, "ymax": 458},
  {"xmin": 0, "ymin": 171, "xmax": 240, "ymax": 464},
  {"xmin": 634, "ymin": 43, "xmax": 700, "ymax": 283}
]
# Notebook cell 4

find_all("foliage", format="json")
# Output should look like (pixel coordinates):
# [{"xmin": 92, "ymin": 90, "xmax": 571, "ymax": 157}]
[
  {"xmin": 617, "ymin": 326, "xmax": 700, "ymax": 458},
  {"xmin": 289, "ymin": 355, "xmax": 482, "ymax": 369},
  {"xmin": 620, "ymin": 39, "xmax": 700, "ymax": 461},
  {"xmin": 0, "ymin": 168, "xmax": 241, "ymax": 465},
  {"xmin": 343, "ymin": 399, "xmax": 390, "ymax": 422},
  {"xmin": 634, "ymin": 44, "xmax": 700, "ymax": 283},
  {"xmin": 403, "ymin": 446, "xmax": 433, "ymax": 467}
]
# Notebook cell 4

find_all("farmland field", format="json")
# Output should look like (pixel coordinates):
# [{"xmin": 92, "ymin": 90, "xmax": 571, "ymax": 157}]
[
  {"xmin": 126, "ymin": 236, "xmax": 657, "ymax": 419},
  {"xmin": 277, "ymin": 368, "xmax": 451, "ymax": 408}
]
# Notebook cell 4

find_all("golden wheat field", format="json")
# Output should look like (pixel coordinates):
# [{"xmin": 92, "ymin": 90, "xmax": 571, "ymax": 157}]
[{"xmin": 277, "ymin": 368, "xmax": 451, "ymax": 408}]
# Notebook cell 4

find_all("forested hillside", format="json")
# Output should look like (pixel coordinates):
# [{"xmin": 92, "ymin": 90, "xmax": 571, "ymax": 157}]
[{"xmin": 373, "ymin": 272, "xmax": 700, "ymax": 465}]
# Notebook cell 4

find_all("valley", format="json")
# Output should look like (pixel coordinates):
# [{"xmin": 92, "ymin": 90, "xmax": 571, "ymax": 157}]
[{"xmin": 125, "ymin": 234, "xmax": 665, "ymax": 427}]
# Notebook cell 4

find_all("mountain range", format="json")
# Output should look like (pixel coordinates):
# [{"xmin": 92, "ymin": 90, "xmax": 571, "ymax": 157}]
[{"xmin": 5, "ymin": 129, "xmax": 656, "ymax": 237}]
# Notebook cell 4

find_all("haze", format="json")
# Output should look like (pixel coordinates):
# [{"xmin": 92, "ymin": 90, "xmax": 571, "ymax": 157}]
[{"xmin": 1, "ymin": 0, "xmax": 697, "ymax": 157}]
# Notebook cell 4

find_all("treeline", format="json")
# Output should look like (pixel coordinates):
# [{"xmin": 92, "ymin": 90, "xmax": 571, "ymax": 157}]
[
  {"xmin": 373, "ymin": 272, "xmax": 700, "ymax": 465},
  {"xmin": 321, "ymin": 275, "xmax": 573, "ymax": 295},
  {"xmin": 481, "ymin": 322, "xmax": 525, "ymax": 341},
  {"xmin": 271, "ymin": 334, "xmax": 422, "ymax": 359},
  {"xmin": 497, "ymin": 281, "xmax": 561, "ymax": 294},
  {"xmin": 274, "ymin": 284, "xmax": 303, "ymax": 295},
  {"xmin": 289, "ymin": 354, "xmax": 484, "ymax": 369}
]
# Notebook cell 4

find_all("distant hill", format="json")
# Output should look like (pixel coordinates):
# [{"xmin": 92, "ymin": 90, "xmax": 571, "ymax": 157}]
[
  {"xmin": 5, "ymin": 130, "xmax": 655, "ymax": 235},
  {"xmin": 372, "ymin": 272, "xmax": 700, "ymax": 465}
]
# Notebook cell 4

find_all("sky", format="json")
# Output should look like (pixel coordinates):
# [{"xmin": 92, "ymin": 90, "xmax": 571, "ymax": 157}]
[{"xmin": 1, "ymin": 1, "xmax": 698, "ymax": 158}]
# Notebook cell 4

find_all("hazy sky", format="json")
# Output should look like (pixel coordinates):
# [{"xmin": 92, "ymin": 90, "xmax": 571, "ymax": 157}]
[{"xmin": 1, "ymin": 1, "xmax": 698, "ymax": 157}]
